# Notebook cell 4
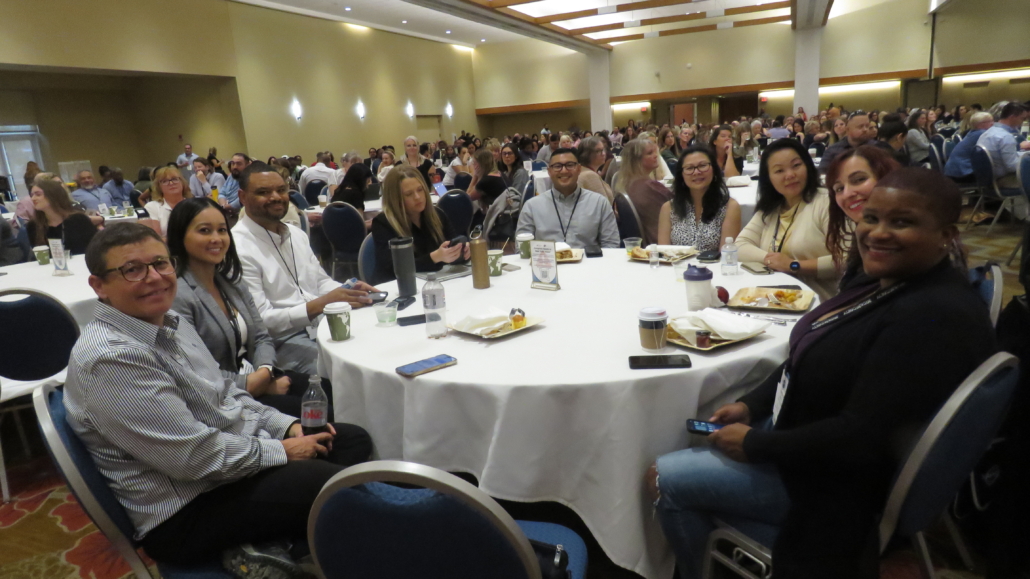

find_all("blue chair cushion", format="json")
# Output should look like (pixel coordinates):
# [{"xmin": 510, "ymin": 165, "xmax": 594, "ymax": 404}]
[
  {"xmin": 0, "ymin": 294, "xmax": 79, "ymax": 380},
  {"xmin": 999, "ymin": 187, "xmax": 1023, "ymax": 198},
  {"xmin": 313, "ymin": 482, "xmax": 528, "ymax": 579},
  {"xmin": 322, "ymin": 204, "xmax": 366, "ymax": 258},
  {"xmin": 516, "ymin": 520, "xmax": 588, "ymax": 579}
]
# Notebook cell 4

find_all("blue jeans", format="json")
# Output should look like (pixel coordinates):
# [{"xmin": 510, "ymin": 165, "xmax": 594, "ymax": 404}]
[{"xmin": 654, "ymin": 423, "xmax": 790, "ymax": 579}]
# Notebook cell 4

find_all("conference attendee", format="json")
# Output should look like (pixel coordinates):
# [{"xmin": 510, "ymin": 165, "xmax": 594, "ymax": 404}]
[
  {"xmin": 232, "ymin": 162, "xmax": 376, "ymax": 374},
  {"xmin": 801, "ymin": 120, "xmax": 825, "ymax": 148},
  {"xmin": 220, "ymin": 153, "xmax": 250, "ymax": 210},
  {"xmin": 298, "ymin": 152, "xmax": 335, "ymax": 194},
  {"xmin": 371, "ymin": 165, "xmax": 470, "ymax": 284},
  {"xmin": 649, "ymin": 167, "xmax": 995, "ymax": 579},
  {"xmin": 134, "ymin": 167, "xmax": 153, "ymax": 196},
  {"xmin": 819, "ymin": 112, "xmax": 875, "ymax": 173},
  {"xmin": 795, "ymin": 107, "xmax": 808, "ymax": 122},
  {"xmin": 541, "ymin": 124, "xmax": 551, "ymax": 136},
  {"xmin": 538, "ymin": 132, "xmax": 560, "ymax": 164},
  {"xmin": 400, "ymin": 136, "xmax": 434, "ymax": 187},
  {"xmin": 615, "ymin": 139, "xmax": 673, "ymax": 244},
  {"xmin": 767, "ymin": 120, "xmax": 790, "ymax": 140},
  {"xmin": 825, "ymin": 145, "xmax": 901, "ymax": 290},
  {"xmin": 905, "ymin": 109, "xmax": 932, "ymax": 165},
  {"xmin": 519, "ymin": 137, "xmax": 538, "ymax": 162},
  {"xmin": 576, "ymin": 136, "xmax": 615, "ymax": 205},
  {"xmin": 442, "ymin": 147, "xmax": 470, "ymax": 188},
  {"xmin": 0, "ymin": 217, "xmax": 23, "ymax": 266},
  {"xmin": 27, "ymin": 180, "xmax": 98, "ymax": 255},
  {"xmin": 175, "ymin": 144, "xmax": 200, "ymax": 178},
  {"xmin": 872, "ymin": 120, "xmax": 911, "ymax": 166},
  {"xmin": 144, "ymin": 166, "xmax": 192, "ymax": 237},
  {"xmin": 330, "ymin": 162, "xmax": 374, "ymax": 211},
  {"xmin": 610, "ymin": 127, "xmax": 623, "ymax": 147},
  {"xmin": 102, "ymin": 167, "xmax": 134, "ymax": 207},
  {"xmin": 499, "ymin": 143, "xmax": 530, "ymax": 194},
  {"xmin": 751, "ymin": 120, "xmax": 767, "ymax": 142},
  {"xmin": 736, "ymin": 139, "xmax": 836, "ymax": 299},
  {"xmin": 432, "ymin": 140, "xmax": 448, "ymax": 162},
  {"xmin": 66, "ymin": 222, "xmax": 371, "ymax": 574},
  {"xmin": 977, "ymin": 102, "xmax": 1030, "ymax": 188},
  {"xmin": 376, "ymin": 150, "xmax": 397, "ymax": 183},
  {"xmin": 518, "ymin": 149, "xmax": 619, "ymax": 249},
  {"xmin": 659, "ymin": 128, "xmax": 679, "ymax": 168},
  {"xmin": 926, "ymin": 109, "xmax": 939, "ymax": 138},
  {"xmin": 708, "ymin": 125, "xmax": 741, "ymax": 177},
  {"xmin": 675, "ymin": 126, "xmax": 695, "ymax": 157},
  {"xmin": 327, "ymin": 152, "xmax": 363, "ymax": 195},
  {"xmin": 207, "ymin": 147, "xmax": 225, "ymax": 176},
  {"xmin": 23, "ymin": 161, "xmax": 41, "ymax": 189},
  {"xmin": 657, "ymin": 146, "xmax": 741, "ymax": 252},
  {"xmin": 831, "ymin": 117, "xmax": 847, "ymax": 144},
  {"xmin": 790, "ymin": 119, "xmax": 806, "ymax": 140},
  {"xmin": 732, "ymin": 124, "xmax": 759, "ymax": 162},
  {"xmin": 945, "ymin": 111, "xmax": 994, "ymax": 184},
  {"xmin": 467, "ymin": 149, "xmax": 507, "ymax": 214},
  {"xmin": 167, "ymin": 197, "xmax": 316, "ymax": 417},
  {"xmin": 189, "ymin": 157, "xmax": 227, "ymax": 201},
  {"xmin": 71, "ymin": 170, "xmax": 114, "ymax": 212}
]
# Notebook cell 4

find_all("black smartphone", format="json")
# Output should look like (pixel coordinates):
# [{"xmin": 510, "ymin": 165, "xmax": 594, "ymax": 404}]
[
  {"xmin": 585, "ymin": 248, "xmax": 603, "ymax": 258},
  {"xmin": 398, "ymin": 314, "xmax": 427, "ymax": 326},
  {"xmin": 449, "ymin": 235, "xmax": 468, "ymax": 251},
  {"xmin": 396, "ymin": 354, "xmax": 457, "ymax": 377},
  {"xmin": 686, "ymin": 419, "xmax": 724, "ymax": 435},
  {"xmin": 697, "ymin": 250, "xmax": 721, "ymax": 263},
  {"xmin": 368, "ymin": 291, "xmax": 389, "ymax": 303},
  {"xmin": 390, "ymin": 296, "xmax": 416, "ymax": 311},
  {"xmin": 628, "ymin": 355, "xmax": 692, "ymax": 370},
  {"xmin": 271, "ymin": 367, "xmax": 285, "ymax": 379}
]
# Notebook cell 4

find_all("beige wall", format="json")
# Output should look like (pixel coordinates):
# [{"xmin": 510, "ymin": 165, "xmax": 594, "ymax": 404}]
[
  {"xmin": 34, "ymin": 90, "xmax": 145, "ymax": 178},
  {"xmin": 935, "ymin": 0, "xmax": 1030, "ymax": 70},
  {"xmin": 938, "ymin": 77, "xmax": 1030, "ymax": 111},
  {"xmin": 472, "ymin": 39, "xmax": 589, "ymax": 110},
  {"xmin": 820, "ymin": 0, "xmax": 931, "ymax": 79},
  {"xmin": 227, "ymin": 2, "xmax": 480, "ymax": 160},
  {"xmin": 479, "ymin": 106, "xmax": 591, "ymax": 139}
]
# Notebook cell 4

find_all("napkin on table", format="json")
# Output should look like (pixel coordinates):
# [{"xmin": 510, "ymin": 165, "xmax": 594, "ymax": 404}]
[
  {"xmin": 670, "ymin": 308, "xmax": 769, "ymax": 346},
  {"xmin": 555, "ymin": 242, "xmax": 572, "ymax": 253},
  {"xmin": 451, "ymin": 308, "xmax": 511, "ymax": 336},
  {"xmin": 725, "ymin": 176, "xmax": 752, "ymax": 188},
  {"xmin": 654, "ymin": 245, "xmax": 695, "ymax": 258}
]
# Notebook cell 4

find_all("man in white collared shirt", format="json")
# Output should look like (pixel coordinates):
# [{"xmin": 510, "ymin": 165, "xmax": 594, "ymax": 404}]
[
  {"xmin": 297, "ymin": 153, "xmax": 336, "ymax": 197},
  {"xmin": 233, "ymin": 162, "xmax": 378, "ymax": 374}
]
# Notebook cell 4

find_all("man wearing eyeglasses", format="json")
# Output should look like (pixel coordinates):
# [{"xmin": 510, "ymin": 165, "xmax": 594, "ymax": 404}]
[
  {"xmin": 819, "ymin": 111, "xmax": 874, "ymax": 174},
  {"xmin": 66, "ymin": 222, "xmax": 371, "ymax": 576},
  {"xmin": 516, "ymin": 149, "xmax": 620, "ymax": 250}
]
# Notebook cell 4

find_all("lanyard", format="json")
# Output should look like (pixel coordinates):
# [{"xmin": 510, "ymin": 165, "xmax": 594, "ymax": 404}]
[
  {"xmin": 771, "ymin": 203, "xmax": 801, "ymax": 253},
  {"xmin": 807, "ymin": 281, "xmax": 906, "ymax": 332},
  {"xmin": 217, "ymin": 284, "xmax": 246, "ymax": 370},
  {"xmin": 550, "ymin": 189, "xmax": 582, "ymax": 242},
  {"xmin": 265, "ymin": 230, "xmax": 302, "ymax": 291}
]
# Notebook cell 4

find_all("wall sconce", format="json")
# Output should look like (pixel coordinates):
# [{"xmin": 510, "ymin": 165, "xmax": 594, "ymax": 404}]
[
  {"xmin": 406, "ymin": 102, "xmax": 415, "ymax": 118},
  {"xmin": 445, "ymin": 103, "xmax": 453, "ymax": 118},
  {"xmin": 356, "ymin": 100, "xmax": 366, "ymax": 120},
  {"xmin": 290, "ymin": 98, "xmax": 302, "ymax": 120}
]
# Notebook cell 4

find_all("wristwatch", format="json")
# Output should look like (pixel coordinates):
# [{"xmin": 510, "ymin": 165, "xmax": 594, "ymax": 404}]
[{"xmin": 789, "ymin": 260, "xmax": 801, "ymax": 273}]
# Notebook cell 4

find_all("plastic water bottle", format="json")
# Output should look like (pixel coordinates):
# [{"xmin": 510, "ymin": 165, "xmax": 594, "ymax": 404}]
[
  {"xmin": 423, "ymin": 273, "xmax": 448, "ymax": 339},
  {"xmin": 301, "ymin": 375, "xmax": 329, "ymax": 435},
  {"xmin": 721, "ymin": 237, "xmax": 738, "ymax": 276}
]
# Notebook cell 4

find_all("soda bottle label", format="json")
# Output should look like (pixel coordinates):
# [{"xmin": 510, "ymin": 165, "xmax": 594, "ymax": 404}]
[
  {"xmin": 423, "ymin": 293, "xmax": 445, "ymax": 309},
  {"xmin": 302, "ymin": 406, "xmax": 325, "ymax": 426}
]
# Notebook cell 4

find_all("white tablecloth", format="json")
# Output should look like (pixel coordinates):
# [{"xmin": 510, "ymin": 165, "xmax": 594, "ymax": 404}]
[
  {"xmin": 0, "ymin": 255, "xmax": 96, "ymax": 327},
  {"xmin": 742, "ymin": 161, "xmax": 760, "ymax": 177},
  {"xmin": 318, "ymin": 249, "xmax": 813, "ymax": 579}
]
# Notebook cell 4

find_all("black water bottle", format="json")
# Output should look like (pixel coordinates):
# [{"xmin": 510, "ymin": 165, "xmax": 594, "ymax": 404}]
[{"xmin": 390, "ymin": 237, "xmax": 417, "ymax": 297}]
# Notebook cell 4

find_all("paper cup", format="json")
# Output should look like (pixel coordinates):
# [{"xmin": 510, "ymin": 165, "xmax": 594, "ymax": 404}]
[
  {"xmin": 318, "ymin": 195, "xmax": 328, "ymax": 208},
  {"xmin": 33, "ymin": 246, "xmax": 51, "ymax": 265},
  {"xmin": 624, "ymin": 237, "xmax": 642, "ymax": 256},
  {"xmin": 516, "ymin": 233, "xmax": 533, "ymax": 259},
  {"xmin": 487, "ymin": 249, "xmax": 503, "ymax": 276},
  {"xmin": 324, "ymin": 302, "xmax": 352, "ymax": 341}
]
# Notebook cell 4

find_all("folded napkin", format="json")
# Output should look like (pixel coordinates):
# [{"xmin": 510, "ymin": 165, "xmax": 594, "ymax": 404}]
[
  {"xmin": 451, "ymin": 308, "xmax": 511, "ymax": 336},
  {"xmin": 670, "ymin": 308, "xmax": 769, "ymax": 346},
  {"xmin": 725, "ymin": 176, "xmax": 752, "ymax": 188},
  {"xmin": 654, "ymin": 244, "xmax": 695, "ymax": 257},
  {"xmin": 555, "ymin": 241, "xmax": 572, "ymax": 253}
]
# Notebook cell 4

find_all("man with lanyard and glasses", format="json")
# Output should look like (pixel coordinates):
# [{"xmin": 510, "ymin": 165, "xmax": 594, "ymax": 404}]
[
  {"xmin": 233, "ymin": 162, "xmax": 379, "ymax": 375},
  {"xmin": 72, "ymin": 170, "xmax": 115, "ymax": 213},
  {"xmin": 516, "ymin": 148, "xmax": 619, "ymax": 249}
]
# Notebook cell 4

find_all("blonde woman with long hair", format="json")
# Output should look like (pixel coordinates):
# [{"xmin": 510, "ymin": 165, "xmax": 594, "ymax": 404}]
[
  {"xmin": 144, "ymin": 165, "xmax": 193, "ymax": 236},
  {"xmin": 400, "ymin": 135, "xmax": 434, "ymax": 187},
  {"xmin": 370, "ymin": 165, "xmax": 470, "ymax": 283},
  {"xmin": 615, "ymin": 139, "xmax": 673, "ymax": 244}
]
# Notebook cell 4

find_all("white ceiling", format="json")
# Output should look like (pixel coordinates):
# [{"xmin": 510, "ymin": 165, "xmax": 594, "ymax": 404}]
[{"xmin": 232, "ymin": 0, "xmax": 527, "ymax": 47}]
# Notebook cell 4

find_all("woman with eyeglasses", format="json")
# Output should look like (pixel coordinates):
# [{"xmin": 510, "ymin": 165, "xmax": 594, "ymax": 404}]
[
  {"xmin": 576, "ymin": 136, "xmax": 614, "ymax": 204},
  {"xmin": 657, "ymin": 146, "xmax": 741, "ymax": 252},
  {"xmin": 166, "ymin": 197, "xmax": 322, "ymax": 417},
  {"xmin": 499, "ymin": 143, "xmax": 530, "ymax": 194},
  {"xmin": 735, "ymin": 139, "xmax": 836, "ymax": 299},
  {"xmin": 144, "ymin": 166, "xmax": 193, "ymax": 236},
  {"xmin": 27, "ymin": 180, "xmax": 98, "ymax": 255}
]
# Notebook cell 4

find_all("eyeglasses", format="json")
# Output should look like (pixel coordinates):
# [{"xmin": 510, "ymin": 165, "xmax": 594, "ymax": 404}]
[
  {"xmin": 549, "ymin": 162, "xmax": 579, "ymax": 172},
  {"xmin": 682, "ymin": 162, "xmax": 712, "ymax": 174},
  {"xmin": 159, "ymin": 178, "xmax": 182, "ymax": 185},
  {"xmin": 101, "ymin": 257, "xmax": 177, "ymax": 282}
]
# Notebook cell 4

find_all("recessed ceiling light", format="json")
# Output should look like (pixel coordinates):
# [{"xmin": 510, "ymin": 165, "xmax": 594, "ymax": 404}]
[
  {"xmin": 402, "ymin": 20, "xmax": 407, "ymax": 23},
  {"xmin": 445, "ymin": 30, "xmax": 451, "ymax": 34},
  {"xmin": 481, "ymin": 38, "xmax": 486, "ymax": 42},
  {"xmin": 344, "ymin": 6, "xmax": 351, "ymax": 10}
]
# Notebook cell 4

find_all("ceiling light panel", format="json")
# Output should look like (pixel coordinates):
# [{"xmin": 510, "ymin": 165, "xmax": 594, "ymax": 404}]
[{"xmin": 510, "ymin": 0, "xmax": 610, "ymax": 19}]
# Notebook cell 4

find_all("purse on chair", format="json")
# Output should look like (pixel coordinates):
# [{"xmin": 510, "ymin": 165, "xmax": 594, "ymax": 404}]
[{"xmin": 530, "ymin": 539, "xmax": 571, "ymax": 579}]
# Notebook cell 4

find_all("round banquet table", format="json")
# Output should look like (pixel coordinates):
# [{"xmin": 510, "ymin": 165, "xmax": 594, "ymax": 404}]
[
  {"xmin": 0, "ymin": 254, "xmax": 96, "ymax": 327},
  {"xmin": 317, "ymin": 249, "xmax": 816, "ymax": 579}
]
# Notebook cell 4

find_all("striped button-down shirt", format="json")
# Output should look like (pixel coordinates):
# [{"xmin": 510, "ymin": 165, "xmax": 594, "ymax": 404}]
[{"xmin": 64, "ymin": 302, "xmax": 296, "ymax": 538}]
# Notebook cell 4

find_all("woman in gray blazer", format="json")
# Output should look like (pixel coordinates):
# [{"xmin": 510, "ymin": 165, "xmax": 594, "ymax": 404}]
[{"xmin": 167, "ymin": 197, "xmax": 331, "ymax": 418}]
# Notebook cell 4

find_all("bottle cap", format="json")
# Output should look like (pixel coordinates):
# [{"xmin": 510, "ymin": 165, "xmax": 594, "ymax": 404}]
[
  {"xmin": 725, "ymin": 237, "xmax": 733, "ymax": 243},
  {"xmin": 426, "ymin": 273, "xmax": 437, "ymax": 281},
  {"xmin": 389, "ymin": 237, "xmax": 413, "ymax": 249},
  {"xmin": 684, "ymin": 265, "xmax": 713, "ymax": 281}
]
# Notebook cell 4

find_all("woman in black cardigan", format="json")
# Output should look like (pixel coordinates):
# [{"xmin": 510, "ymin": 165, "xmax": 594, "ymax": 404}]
[{"xmin": 649, "ymin": 168, "xmax": 997, "ymax": 579}]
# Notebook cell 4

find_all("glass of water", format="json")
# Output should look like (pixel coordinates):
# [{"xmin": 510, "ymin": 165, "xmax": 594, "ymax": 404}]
[{"xmin": 649, "ymin": 246, "xmax": 661, "ymax": 269}]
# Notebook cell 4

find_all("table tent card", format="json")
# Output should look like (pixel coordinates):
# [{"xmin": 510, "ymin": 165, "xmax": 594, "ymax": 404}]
[{"xmin": 530, "ymin": 240, "xmax": 559, "ymax": 291}]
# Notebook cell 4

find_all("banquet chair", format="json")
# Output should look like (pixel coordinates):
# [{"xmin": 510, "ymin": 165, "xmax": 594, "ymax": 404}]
[
  {"xmin": 944, "ymin": 139, "xmax": 958, "ymax": 162},
  {"xmin": 289, "ymin": 190, "xmax": 310, "ymax": 210},
  {"xmin": 0, "ymin": 204, "xmax": 7, "ymax": 213},
  {"xmin": 364, "ymin": 182, "xmax": 382, "ymax": 202},
  {"xmin": 931, "ymin": 134, "xmax": 945, "ymax": 155},
  {"xmin": 522, "ymin": 179, "xmax": 535, "ymax": 207},
  {"xmin": 939, "ymin": 127, "xmax": 957, "ymax": 139},
  {"xmin": 303, "ymin": 180, "xmax": 327, "ymax": 207},
  {"xmin": 928, "ymin": 146, "xmax": 944, "ymax": 174},
  {"xmin": 453, "ymin": 172, "xmax": 473, "ymax": 192},
  {"xmin": 34, "ymin": 384, "xmax": 231, "ymax": 579},
  {"xmin": 967, "ymin": 146, "xmax": 1023, "ymax": 233},
  {"xmin": 357, "ymin": 233, "xmax": 376, "ymax": 284},
  {"xmin": 308, "ymin": 460, "xmax": 588, "ymax": 579},
  {"xmin": 614, "ymin": 194, "xmax": 646, "ymax": 245},
  {"xmin": 969, "ymin": 264, "xmax": 1003, "ymax": 326},
  {"xmin": 702, "ymin": 352, "xmax": 1020, "ymax": 579},
  {"xmin": 1005, "ymin": 155, "xmax": 1030, "ymax": 267},
  {"xmin": 322, "ymin": 202, "xmax": 366, "ymax": 279},
  {"xmin": 0, "ymin": 288, "xmax": 80, "ymax": 502},
  {"xmin": 532, "ymin": 161, "xmax": 548, "ymax": 171},
  {"xmin": 438, "ymin": 191, "xmax": 474, "ymax": 236}
]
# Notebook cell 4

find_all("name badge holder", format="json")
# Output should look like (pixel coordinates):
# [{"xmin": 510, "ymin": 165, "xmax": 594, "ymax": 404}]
[
  {"xmin": 530, "ymin": 240, "xmax": 560, "ymax": 291},
  {"xmin": 48, "ymin": 239, "xmax": 72, "ymax": 277}
]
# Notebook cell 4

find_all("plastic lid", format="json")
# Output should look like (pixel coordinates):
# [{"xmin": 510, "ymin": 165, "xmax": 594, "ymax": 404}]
[
  {"xmin": 725, "ymin": 237, "xmax": 733, "ymax": 243},
  {"xmin": 638, "ymin": 307, "xmax": 668, "ymax": 321},
  {"xmin": 516, "ymin": 233, "xmax": 534, "ymax": 240},
  {"xmin": 684, "ymin": 265, "xmax": 713, "ymax": 281},
  {"xmin": 389, "ymin": 237, "xmax": 413, "ymax": 248},
  {"xmin": 324, "ymin": 302, "xmax": 352, "ymax": 314}
]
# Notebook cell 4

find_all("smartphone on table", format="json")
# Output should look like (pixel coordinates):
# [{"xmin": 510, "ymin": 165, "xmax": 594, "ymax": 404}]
[
  {"xmin": 396, "ymin": 354, "xmax": 457, "ymax": 378},
  {"xmin": 628, "ymin": 355, "xmax": 692, "ymax": 370},
  {"xmin": 742, "ymin": 262, "xmax": 773, "ymax": 275},
  {"xmin": 686, "ymin": 419, "xmax": 724, "ymax": 435}
]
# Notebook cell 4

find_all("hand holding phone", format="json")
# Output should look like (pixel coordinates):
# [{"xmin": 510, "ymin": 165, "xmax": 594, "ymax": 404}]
[
  {"xmin": 686, "ymin": 419, "xmax": 724, "ymax": 435},
  {"xmin": 368, "ymin": 291, "xmax": 389, "ymax": 303}
]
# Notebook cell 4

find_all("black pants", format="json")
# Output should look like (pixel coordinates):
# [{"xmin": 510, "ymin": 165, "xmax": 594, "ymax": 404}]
[
  {"xmin": 140, "ymin": 422, "xmax": 372, "ymax": 565},
  {"xmin": 256, "ymin": 371, "xmax": 333, "ymax": 421}
]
